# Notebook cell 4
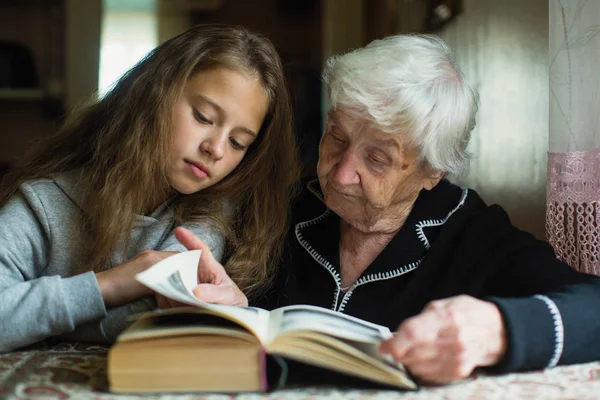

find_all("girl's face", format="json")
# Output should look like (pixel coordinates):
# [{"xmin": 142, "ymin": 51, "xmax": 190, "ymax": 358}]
[{"xmin": 167, "ymin": 67, "xmax": 269, "ymax": 195}]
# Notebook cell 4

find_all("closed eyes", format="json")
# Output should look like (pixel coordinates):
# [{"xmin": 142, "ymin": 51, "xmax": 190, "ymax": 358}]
[
  {"xmin": 193, "ymin": 108, "xmax": 213, "ymax": 125},
  {"xmin": 229, "ymin": 137, "xmax": 245, "ymax": 151},
  {"xmin": 329, "ymin": 131, "xmax": 346, "ymax": 145},
  {"xmin": 368, "ymin": 154, "xmax": 385, "ymax": 164},
  {"xmin": 194, "ymin": 109, "xmax": 247, "ymax": 151}
]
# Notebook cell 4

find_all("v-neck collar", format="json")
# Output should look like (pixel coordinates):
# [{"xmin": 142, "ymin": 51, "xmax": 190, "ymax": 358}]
[{"xmin": 295, "ymin": 179, "xmax": 468, "ymax": 311}]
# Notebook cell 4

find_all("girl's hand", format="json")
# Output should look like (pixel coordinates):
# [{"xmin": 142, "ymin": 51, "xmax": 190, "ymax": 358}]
[
  {"xmin": 95, "ymin": 250, "xmax": 176, "ymax": 307},
  {"xmin": 174, "ymin": 227, "xmax": 248, "ymax": 307},
  {"xmin": 155, "ymin": 293, "xmax": 188, "ymax": 309}
]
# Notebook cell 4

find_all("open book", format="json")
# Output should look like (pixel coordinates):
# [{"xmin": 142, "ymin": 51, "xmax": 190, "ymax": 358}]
[{"xmin": 107, "ymin": 251, "xmax": 416, "ymax": 393}]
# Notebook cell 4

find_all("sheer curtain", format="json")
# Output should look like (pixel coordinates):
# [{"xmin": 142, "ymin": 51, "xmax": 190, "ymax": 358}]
[{"xmin": 547, "ymin": 0, "xmax": 600, "ymax": 275}]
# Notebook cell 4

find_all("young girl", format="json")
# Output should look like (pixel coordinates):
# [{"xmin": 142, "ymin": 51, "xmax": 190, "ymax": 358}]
[{"xmin": 0, "ymin": 24, "xmax": 300, "ymax": 352}]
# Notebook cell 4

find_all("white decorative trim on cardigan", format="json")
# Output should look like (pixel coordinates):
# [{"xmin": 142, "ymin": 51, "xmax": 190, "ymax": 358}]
[
  {"xmin": 534, "ymin": 294, "xmax": 564, "ymax": 368},
  {"xmin": 297, "ymin": 179, "xmax": 468, "ymax": 312},
  {"xmin": 338, "ymin": 186, "xmax": 468, "ymax": 311},
  {"xmin": 337, "ymin": 259, "xmax": 423, "ymax": 313},
  {"xmin": 415, "ymin": 187, "xmax": 468, "ymax": 249},
  {"xmin": 307, "ymin": 179, "xmax": 325, "ymax": 202},
  {"xmin": 295, "ymin": 208, "xmax": 342, "ymax": 310}
]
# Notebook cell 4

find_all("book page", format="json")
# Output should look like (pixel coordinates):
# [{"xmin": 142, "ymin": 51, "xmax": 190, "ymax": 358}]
[
  {"xmin": 266, "ymin": 304, "xmax": 392, "ymax": 344},
  {"xmin": 135, "ymin": 251, "xmax": 203, "ymax": 306},
  {"xmin": 268, "ymin": 332, "xmax": 415, "ymax": 389},
  {"xmin": 135, "ymin": 250, "xmax": 270, "ymax": 342},
  {"xmin": 118, "ymin": 309, "xmax": 260, "ymax": 344}
]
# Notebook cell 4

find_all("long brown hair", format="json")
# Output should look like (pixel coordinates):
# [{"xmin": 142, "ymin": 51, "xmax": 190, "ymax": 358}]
[{"xmin": 0, "ymin": 25, "xmax": 301, "ymax": 299}]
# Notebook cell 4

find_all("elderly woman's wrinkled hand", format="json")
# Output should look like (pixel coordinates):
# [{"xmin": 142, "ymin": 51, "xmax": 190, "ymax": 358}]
[
  {"xmin": 174, "ymin": 226, "xmax": 248, "ymax": 307},
  {"xmin": 379, "ymin": 295, "xmax": 507, "ymax": 384}
]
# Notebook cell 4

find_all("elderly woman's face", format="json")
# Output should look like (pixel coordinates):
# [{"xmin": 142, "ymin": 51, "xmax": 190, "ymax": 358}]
[{"xmin": 317, "ymin": 109, "xmax": 442, "ymax": 233}]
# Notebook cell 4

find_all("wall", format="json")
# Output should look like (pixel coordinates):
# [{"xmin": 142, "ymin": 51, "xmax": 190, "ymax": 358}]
[
  {"xmin": 0, "ymin": 2, "xmax": 64, "ymax": 165},
  {"xmin": 192, "ymin": 0, "xmax": 321, "ymax": 70},
  {"xmin": 438, "ymin": 0, "xmax": 549, "ymax": 238},
  {"xmin": 192, "ymin": 0, "xmax": 323, "ymax": 174},
  {"xmin": 0, "ymin": 0, "xmax": 102, "ymax": 168},
  {"xmin": 65, "ymin": 0, "xmax": 102, "ymax": 110}
]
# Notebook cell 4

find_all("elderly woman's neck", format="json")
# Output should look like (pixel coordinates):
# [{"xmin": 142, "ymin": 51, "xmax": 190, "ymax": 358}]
[
  {"xmin": 339, "ymin": 219, "xmax": 400, "ymax": 255},
  {"xmin": 339, "ymin": 219, "xmax": 403, "ymax": 288}
]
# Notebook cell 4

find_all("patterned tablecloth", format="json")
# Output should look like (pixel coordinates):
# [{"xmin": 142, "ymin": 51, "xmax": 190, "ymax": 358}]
[{"xmin": 1, "ymin": 342, "xmax": 599, "ymax": 400}]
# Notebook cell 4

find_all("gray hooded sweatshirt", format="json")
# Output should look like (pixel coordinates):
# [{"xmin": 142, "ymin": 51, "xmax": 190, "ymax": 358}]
[{"xmin": 0, "ymin": 171, "xmax": 224, "ymax": 352}]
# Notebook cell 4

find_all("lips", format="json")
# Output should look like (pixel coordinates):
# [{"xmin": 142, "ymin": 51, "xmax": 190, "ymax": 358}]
[
  {"xmin": 327, "ymin": 183, "xmax": 358, "ymax": 198},
  {"xmin": 186, "ymin": 160, "xmax": 210, "ymax": 179}
]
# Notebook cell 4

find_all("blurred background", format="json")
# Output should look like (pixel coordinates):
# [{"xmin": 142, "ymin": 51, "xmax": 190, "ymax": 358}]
[{"xmin": 0, "ymin": 0, "xmax": 547, "ymax": 238}]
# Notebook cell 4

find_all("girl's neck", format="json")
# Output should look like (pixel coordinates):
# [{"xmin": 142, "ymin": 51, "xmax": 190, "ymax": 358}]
[{"xmin": 142, "ymin": 189, "xmax": 174, "ymax": 216}]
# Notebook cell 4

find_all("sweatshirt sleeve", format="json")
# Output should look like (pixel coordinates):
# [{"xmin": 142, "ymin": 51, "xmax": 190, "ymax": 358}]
[
  {"xmin": 0, "ymin": 193, "xmax": 107, "ymax": 353},
  {"xmin": 456, "ymin": 204, "xmax": 600, "ymax": 373},
  {"xmin": 60, "ymin": 218, "xmax": 227, "ymax": 344},
  {"xmin": 57, "ymin": 297, "xmax": 156, "ymax": 344}
]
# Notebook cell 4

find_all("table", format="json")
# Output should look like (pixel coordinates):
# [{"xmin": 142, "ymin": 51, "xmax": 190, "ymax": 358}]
[{"xmin": 1, "ymin": 342, "xmax": 599, "ymax": 399}]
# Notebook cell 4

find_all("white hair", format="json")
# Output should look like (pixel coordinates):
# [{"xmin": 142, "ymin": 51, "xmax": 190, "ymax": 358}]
[{"xmin": 323, "ymin": 34, "xmax": 478, "ymax": 183}]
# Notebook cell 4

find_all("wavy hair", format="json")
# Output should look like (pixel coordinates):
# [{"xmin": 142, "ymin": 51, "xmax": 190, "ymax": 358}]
[
  {"xmin": 0, "ymin": 24, "xmax": 300, "ymax": 299},
  {"xmin": 323, "ymin": 34, "xmax": 478, "ymax": 183}
]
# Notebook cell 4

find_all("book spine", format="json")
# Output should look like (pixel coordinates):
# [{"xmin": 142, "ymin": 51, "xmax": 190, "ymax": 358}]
[{"xmin": 259, "ymin": 347, "xmax": 268, "ymax": 391}]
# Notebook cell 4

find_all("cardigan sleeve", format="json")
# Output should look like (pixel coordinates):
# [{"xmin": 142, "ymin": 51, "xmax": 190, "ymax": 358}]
[
  {"xmin": 487, "ymin": 280, "xmax": 600, "ymax": 373},
  {"xmin": 455, "ymin": 204, "xmax": 600, "ymax": 373}
]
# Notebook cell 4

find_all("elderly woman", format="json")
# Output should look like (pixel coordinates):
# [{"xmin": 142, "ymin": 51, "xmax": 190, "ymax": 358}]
[{"xmin": 176, "ymin": 34, "xmax": 600, "ymax": 384}]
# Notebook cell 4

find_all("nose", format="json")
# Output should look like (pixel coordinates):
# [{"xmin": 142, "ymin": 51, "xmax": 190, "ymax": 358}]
[
  {"xmin": 200, "ymin": 131, "xmax": 226, "ymax": 161},
  {"xmin": 331, "ymin": 148, "xmax": 360, "ymax": 186}
]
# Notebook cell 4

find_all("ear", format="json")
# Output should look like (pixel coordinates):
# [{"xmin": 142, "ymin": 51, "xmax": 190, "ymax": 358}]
[{"xmin": 423, "ymin": 169, "xmax": 445, "ymax": 191}]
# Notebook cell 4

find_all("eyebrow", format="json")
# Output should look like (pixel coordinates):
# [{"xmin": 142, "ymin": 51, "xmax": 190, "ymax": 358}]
[
  {"xmin": 372, "ymin": 137, "xmax": 400, "ymax": 152},
  {"xmin": 328, "ymin": 110, "xmax": 400, "ymax": 152},
  {"xmin": 328, "ymin": 110, "xmax": 342, "ymax": 128},
  {"xmin": 192, "ymin": 94, "xmax": 257, "ymax": 137},
  {"xmin": 327, "ymin": 111, "xmax": 352, "ymax": 136}
]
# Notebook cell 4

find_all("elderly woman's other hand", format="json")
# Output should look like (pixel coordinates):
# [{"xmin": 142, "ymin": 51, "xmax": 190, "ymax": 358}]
[
  {"xmin": 174, "ymin": 227, "xmax": 248, "ymax": 307},
  {"xmin": 379, "ymin": 295, "xmax": 507, "ymax": 384}
]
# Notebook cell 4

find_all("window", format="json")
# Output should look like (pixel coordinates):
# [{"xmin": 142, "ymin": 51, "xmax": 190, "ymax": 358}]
[{"xmin": 98, "ymin": 0, "xmax": 157, "ymax": 97}]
